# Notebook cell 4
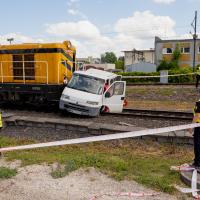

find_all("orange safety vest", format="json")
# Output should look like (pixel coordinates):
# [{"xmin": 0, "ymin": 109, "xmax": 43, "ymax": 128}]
[
  {"xmin": 0, "ymin": 112, "xmax": 2, "ymax": 128},
  {"xmin": 197, "ymin": 67, "xmax": 200, "ymax": 76}
]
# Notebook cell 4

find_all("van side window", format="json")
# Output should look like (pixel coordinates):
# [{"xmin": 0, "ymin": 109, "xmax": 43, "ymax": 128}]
[
  {"xmin": 116, "ymin": 76, "xmax": 122, "ymax": 81},
  {"xmin": 106, "ymin": 84, "xmax": 114, "ymax": 97},
  {"xmin": 105, "ymin": 82, "xmax": 124, "ymax": 98},
  {"xmin": 114, "ymin": 82, "xmax": 124, "ymax": 95},
  {"xmin": 110, "ymin": 79, "xmax": 114, "ymax": 84}
]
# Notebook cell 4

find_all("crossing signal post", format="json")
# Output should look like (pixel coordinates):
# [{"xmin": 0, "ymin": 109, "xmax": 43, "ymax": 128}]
[{"xmin": 191, "ymin": 11, "xmax": 198, "ymax": 72}]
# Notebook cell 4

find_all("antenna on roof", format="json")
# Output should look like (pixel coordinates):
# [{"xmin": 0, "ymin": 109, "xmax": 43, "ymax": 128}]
[{"xmin": 7, "ymin": 38, "xmax": 14, "ymax": 45}]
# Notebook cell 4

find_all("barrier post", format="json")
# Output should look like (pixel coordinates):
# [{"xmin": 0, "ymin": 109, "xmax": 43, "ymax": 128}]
[
  {"xmin": 22, "ymin": 60, "xmax": 25, "ymax": 84},
  {"xmin": 160, "ymin": 70, "xmax": 168, "ymax": 84}
]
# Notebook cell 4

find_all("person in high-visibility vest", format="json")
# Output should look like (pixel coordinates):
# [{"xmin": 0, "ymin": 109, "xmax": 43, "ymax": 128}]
[
  {"xmin": 0, "ymin": 112, "xmax": 2, "ymax": 129},
  {"xmin": 189, "ymin": 100, "xmax": 200, "ymax": 169},
  {"xmin": 196, "ymin": 66, "xmax": 200, "ymax": 89}
]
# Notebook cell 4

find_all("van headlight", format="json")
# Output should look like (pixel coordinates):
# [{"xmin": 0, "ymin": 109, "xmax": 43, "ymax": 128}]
[
  {"xmin": 61, "ymin": 94, "xmax": 70, "ymax": 100},
  {"xmin": 86, "ymin": 101, "xmax": 99, "ymax": 105}
]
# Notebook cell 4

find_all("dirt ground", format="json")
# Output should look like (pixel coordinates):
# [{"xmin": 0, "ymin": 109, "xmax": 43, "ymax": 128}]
[
  {"xmin": 0, "ymin": 159, "xmax": 181, "ymax": 200},
  {"xmin": 126, "ymin": 85, "xmax": 198, "ymax": 111}
]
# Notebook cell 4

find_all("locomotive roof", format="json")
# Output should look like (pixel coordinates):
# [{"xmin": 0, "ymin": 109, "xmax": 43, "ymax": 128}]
[{"xmin": 0, "ymin": 41, "xmax": 76, "ymax": 51}]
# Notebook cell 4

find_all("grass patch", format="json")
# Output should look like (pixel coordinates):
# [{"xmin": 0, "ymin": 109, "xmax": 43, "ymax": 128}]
[
  {"xmin": 0, "ymin": 167, "xmax": 17, "ymax": 179},
  {"xmin": 0, "ymin": 136, "xmax": 194, "ymax": 194},
  {"xmin": 51, "ymin": 160, "xmax": 78, "ymax": 178},
  {"xmin": 126, "ymin": 88, "xmax": 148, "ymax": 95},
  {"xmin": 126, "ymin": 87, "xmax": 175, "ymax": 97},
  {"xmin": 127, "ymin": 100, "xmax": 193, "ymax": 111}
]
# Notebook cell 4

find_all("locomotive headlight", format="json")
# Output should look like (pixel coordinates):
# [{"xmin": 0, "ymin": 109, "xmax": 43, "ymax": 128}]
[{"xmin": 86, "ymin": 101, "xmax": 99, "ymax": 105}]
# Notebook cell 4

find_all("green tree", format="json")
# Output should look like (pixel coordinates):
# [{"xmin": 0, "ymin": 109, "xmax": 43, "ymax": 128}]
[
  {"xmin": 115, "ymin": 60, "xmax": 124, "ymax": 70},
  {"xmin": 101, "ymin": 52, "xmax": 117, "ymax": 63},
  {"xmin": 157, "ymin": 60, "xmax": 169, "ymax": 71},
  {"xmin": 157, "ymin": 44, "xmax": 181, "ymax": 71},
  {"xmin": 118, "ymin": 56, "xmax": 124, "ymax": 62},
  {"xmin": 171, "ymin": 44, "xmax": 181, "ymax": 69}
]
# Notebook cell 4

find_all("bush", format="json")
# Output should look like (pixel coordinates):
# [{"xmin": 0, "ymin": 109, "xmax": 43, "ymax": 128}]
[
  {"xmin": 119, "ymin": 72, "xmax": 160, "ymax": 83},
  {"xmin": 119, "ymin": 67, "xmax": 194, "ymax": 84},
  {"xmin": 168, "ymin": 68, "xmax": 194, "ymax": 83},
  {"xmin": 157, "ymin": 44, "xmax": 181, "ymax": 71}
]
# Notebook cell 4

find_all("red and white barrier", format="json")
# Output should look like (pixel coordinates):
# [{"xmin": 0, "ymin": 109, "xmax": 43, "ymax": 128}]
[
  {"xmin": 0, "ymin": 123, "xmax": 199, "ymax": 153},
  {"xmin": 170, "ymin": 164, "xmax": 195, "ymax": 172},
  {"xmin": 174, "ymin": 169, "xmax": 200, "ymax": 199},
  {"xmin": 122, "ymin": 72, "xmax": 195, "ymax": 79},
  {"xmin": 89, "ymin": 192, "xmax": 160, "ymax": 200}
]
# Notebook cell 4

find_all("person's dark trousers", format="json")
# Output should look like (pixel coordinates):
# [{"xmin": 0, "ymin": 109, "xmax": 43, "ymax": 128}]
[
  {"xmin": 196, "ymin": 75, "xmax": 200, "ymax": 88},
  {"xmin": 194, "ymin": 127, "xmax": 200, "ymax": 166}
]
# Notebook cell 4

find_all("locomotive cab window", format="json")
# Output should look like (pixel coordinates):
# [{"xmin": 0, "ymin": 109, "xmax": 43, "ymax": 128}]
[
  {"xmin": 24, "ymin": 54, "xmax": 35, "ymax": 80},
  {"xmin": 13, "ymin": 54, "xmax": 35, "ymax": 80},
  {"xmin": 13, "ymin": 55, "xmax": 23, "ymax": 80}
]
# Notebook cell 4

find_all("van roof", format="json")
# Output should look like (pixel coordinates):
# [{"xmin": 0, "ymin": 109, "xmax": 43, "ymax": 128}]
[{"xmin": 75, "ymin": 69, "xmax": 117, "ymax": 80}]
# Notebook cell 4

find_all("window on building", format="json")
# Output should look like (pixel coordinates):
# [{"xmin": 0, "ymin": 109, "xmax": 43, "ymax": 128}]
[
  {"xmin": 13, "ymin": 54, "xmax": 35, "ymax": 80},
  {"xmin": 162, "ymin": 48, "xmax": 173, "ymax": 54},
  {"xmin": 181, "ymin": 47, "xmax": 190, "ymax": 54}
]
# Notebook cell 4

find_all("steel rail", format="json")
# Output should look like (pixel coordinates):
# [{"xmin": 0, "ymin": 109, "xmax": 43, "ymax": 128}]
[{"xmin": 104, "ymin": 109, "xmax": 193, "ymax": 120}]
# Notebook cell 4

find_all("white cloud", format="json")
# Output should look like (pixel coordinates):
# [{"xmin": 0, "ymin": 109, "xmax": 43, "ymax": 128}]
[
  {"xmin": 0, "ymin": 11, "xmax": 177, "ymax": 58},
  {"xmin": 67, "ymin": 0, "xmax": 86, "ymax": 19},
  {"xmin": 115, "ymin": 11, "xmax": 176, "ymax": 39},
  {"xmin": 69, "ymin": 0, "xmax": 79, "ymax": 2},
  {"xmin": 67, "ymin": 8, "xmax": 87, "ymax": 19},
  {"xmin": 45, "ymin": 11, "xmax": 176, "ymax": 57},
  {"xmin": 0, "ymin": 33, "xmax": 44, "ymax": 45},
  {"xmin": 68, "ymin": 9, "xmax": 78, "ymax": 15},
  {"xmin": 46, "ymin": 20, "xmax": 100, "ymax": 40},
  {"xmin": 153, "ymin": 0, "xmax": 176, "ymax": 4},
  {"xmin": 67, "ymin": 0, "xmax": 79, "ymax": 6}
]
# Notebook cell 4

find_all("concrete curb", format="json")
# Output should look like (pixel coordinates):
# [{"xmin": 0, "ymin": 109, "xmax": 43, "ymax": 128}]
[{"xmin": 4, "ymin": 116, "xmax": 194, "ymax": 145}]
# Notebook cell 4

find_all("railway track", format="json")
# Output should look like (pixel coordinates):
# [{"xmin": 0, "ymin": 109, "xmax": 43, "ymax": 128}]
[
  {"xmin": 107, "ymin": 109, "xmax": 193, "ymax": 121},
  {"xmin": 126, "ymin": 83, "xmax": 195, "ymax": 86},
  {"xmin": 0, "ymin": 103, "xmax": 193, "ymax": 121}
]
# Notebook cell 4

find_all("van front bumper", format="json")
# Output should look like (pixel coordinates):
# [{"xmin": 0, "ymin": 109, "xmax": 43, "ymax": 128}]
[{"xmin": 59, "ymin": 100, "xmax": 100, "ymax": 117}]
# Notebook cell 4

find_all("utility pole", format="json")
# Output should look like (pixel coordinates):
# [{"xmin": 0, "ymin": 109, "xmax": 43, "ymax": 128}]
[{"xmin": 191, "ymin": 11, "xmax": 198, "ymax": 72}]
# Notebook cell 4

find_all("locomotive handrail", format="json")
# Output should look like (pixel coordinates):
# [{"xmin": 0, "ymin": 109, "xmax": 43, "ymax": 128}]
[
  {"xmin": 0, "ymin": 61, "xmax": 48, "ymax": 84},
  {"xmin": 57, "ymin": 60, "xmax": 73, "ymax": 84}
]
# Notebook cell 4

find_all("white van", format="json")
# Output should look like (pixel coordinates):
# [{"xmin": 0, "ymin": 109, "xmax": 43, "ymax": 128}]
[{"xmin": 59, "ymin": 69, "xmax": 126, "ymax": 117}]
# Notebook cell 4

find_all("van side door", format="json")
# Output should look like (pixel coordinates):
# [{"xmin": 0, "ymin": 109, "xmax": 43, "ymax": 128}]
[{"xmin": 103, "ymin": 81, "xmax": 126, "ymax": 113}]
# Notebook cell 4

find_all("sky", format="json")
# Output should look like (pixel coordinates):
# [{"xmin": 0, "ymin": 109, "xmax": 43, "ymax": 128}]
[{"xmin": 0, "ymin": 0, "xmax": 200, "ymax": 57}]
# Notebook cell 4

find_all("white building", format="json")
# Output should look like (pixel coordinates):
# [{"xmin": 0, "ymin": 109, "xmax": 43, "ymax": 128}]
[
  {"xmin": 82, "ymin": 63, "xmax": 115, "ymax": 71},
  {"xmin": 77, "ymin": 57, "xmax": 115, "ymax": 71},
  {"xmin": 123, "ymin": 49, "xmax": 156, "ymax": 72}
]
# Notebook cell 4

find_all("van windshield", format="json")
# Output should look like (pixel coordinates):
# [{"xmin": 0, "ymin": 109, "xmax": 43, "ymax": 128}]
[{"xmin": 67, "ymin": 74, "xmax": 104, "ymax": 95}]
